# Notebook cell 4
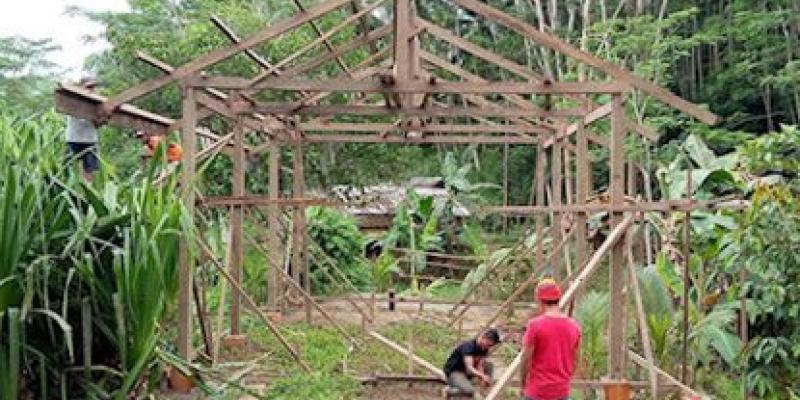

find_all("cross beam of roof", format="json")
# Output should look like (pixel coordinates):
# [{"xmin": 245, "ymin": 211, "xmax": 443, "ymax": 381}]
[
  {"xmin": 190, "ymin": 76, "xmax": 630, "ymax": 94},
  {"xmin": 299, "ymin": 122, "xmax": 549, "ymax": 134},
  {"xmin": 302, "ymin": 134, "xmax": 540, "ymax": 144},
  {"xmin": 250, "ymin": 103, "xmax": 584, "ymax": 118},
  {"xmin": 99, "ymin": 0, "xmax": 356, "ymax": 111}
]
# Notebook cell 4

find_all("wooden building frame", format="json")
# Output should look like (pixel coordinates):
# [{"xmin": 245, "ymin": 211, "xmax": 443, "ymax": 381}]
[{"xmin": 54, "ymin": 0, "xmax": 729, "ymax": 396}]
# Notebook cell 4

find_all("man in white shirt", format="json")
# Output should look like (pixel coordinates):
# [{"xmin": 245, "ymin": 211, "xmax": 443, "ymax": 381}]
[{"xmin": 65, "ymin": 77, "xmax": 105, "ymax": 181}]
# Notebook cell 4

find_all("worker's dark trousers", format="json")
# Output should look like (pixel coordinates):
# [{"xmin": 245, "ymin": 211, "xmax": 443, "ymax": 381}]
[{"xmin": 446, "ymin": 362, "xmax": 494, "ymax": 395}]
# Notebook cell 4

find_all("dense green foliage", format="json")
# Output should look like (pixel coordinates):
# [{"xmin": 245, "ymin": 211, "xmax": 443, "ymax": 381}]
[
  {"xmin": 1, "ymin": 0, "xmax": 799, "ymax": 398},
  {"xmin": 306, "ymin": 206, "xmax": 370, "ymax": 294},
  {"xmin": 0, "ymin": 111, "xmax": 191, "ymax": 398}
]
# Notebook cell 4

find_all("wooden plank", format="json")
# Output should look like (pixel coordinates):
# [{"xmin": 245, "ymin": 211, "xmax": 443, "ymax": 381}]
[
  {"xmin": 229, "ymin": 116, "xmax": 245, "ymax": 336},
  {"xmin": 299, "ymin": 122, "xmax": 551, "ymax": 134},
  {"xmin": 608, "ymin": 94, "xmax": 626, "ymax": 379},
  {"xmin": 551, "ymin": 138, "xmax": 563, "ymax": 280},
  {"xmin": 393, "ymin": 0, "xmax": 414, "ymax": 86},
  {"xmin": 197, "ymin": 196, "xmax": 335, "ymax": 207},
  {"xmin": 441, "ymin": 0, "xmax": 719, "ymax": 124},
  {"xmin": 177, "ymin": 83, "xmax": 197, "ymax": 359},
  {"xmin": 368, "ymin": 331, "xmax": 445, "ymax": 380},
  {"xmin": 301, "ymin": 134, "xmax": 540, "ymax": 144},
  {"xmin": 55, "ymin": 84, "xmax": 171, "ymax": 134},
  {"xmin": 255, "ymin": 103, "xmax": 581, "ymax": 118},
  {"xmin": 574, "ymin": 111, "xmax": 590, "ymax": 278},
  {"xmin": 196, "ymin": 76, "xmax": 630, "ymax": 94},
  {"xmin": 100, "ymin": 0, "xmax": 355, "ymax": 110},
  {"xmin": 534, "ymin": 144, "xmax": 547, "ymax": 270},
  {"xmin": 290, "ymin": 137, "xmax": 310, "ymax": 322},
  {"xmin": 478, "ymin": 199, "xmax": 749, "ymax": 213},
  {"xmin": 627, "ymin": 239, "xmax": 658, "ymax": 399},
  {"xmin": 267, "ymin": 141, "xmax": 282, "ymax": 310}
]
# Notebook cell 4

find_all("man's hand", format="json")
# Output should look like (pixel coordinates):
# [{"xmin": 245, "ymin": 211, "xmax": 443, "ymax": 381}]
[
  {"xmin": 479, "ymin": 374, "xmax": 493, "ymax": 387},
  {"xmin": 93, "ymin": 103, "xmax": 115, "ymax": 127}
]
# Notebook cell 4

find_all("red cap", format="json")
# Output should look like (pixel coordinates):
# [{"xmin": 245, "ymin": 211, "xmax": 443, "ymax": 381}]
[{"xmin": 536, "ymin": 278, "xmax": 561, "ymax": 302}]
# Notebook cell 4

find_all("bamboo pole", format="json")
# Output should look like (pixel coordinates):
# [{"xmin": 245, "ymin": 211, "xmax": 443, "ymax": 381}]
[
  {"xmin": 628, "ymin": 351, "xmax": 701, "ymax": 398},
  {"xmin": 368, "ymin": 331, "xmax": 445, "ymax": 380},
  {"xmin": 627, "ymin": 236, "xmax": 658, "ymax": 399}
]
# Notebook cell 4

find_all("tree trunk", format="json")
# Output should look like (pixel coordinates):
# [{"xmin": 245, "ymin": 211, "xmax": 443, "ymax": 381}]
[{"xmin": 763, "ymin": 84, "xmax": 775, "ymax": 132}]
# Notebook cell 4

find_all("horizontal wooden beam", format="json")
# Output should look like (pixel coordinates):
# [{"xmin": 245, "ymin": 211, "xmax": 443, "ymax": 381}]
[
  {"xmin": 299, "ymin": 122, "xmax": 548, "ymax": 134},
  {"xmin": 55, "ymin": 83, "xmax": 172, "ymax": 134},
  {"xmin": 299, "ymin": 133, "xmax": 540, "ymax": 144},
  {"xmin": 197, "ymin": 196, "xmax": 338, "ymax": 207},
  {"xmin": 192, "ymin": 76, "xmax": 630, "ymax": 94},
  {"xmin": 253, "ymin": 103, "xmax": 581, "ymax": 118},
  {"xmin": 480, "ymin": 199, "xmax": 750, "ymax": 214}
]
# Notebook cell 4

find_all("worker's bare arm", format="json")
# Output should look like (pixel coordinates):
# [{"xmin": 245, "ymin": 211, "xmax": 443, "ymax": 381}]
[
  {"xmin": 463, "ymin": 355, "xmax": 490, "ymax": 384},
  {"xmin": 519, "ymin": 343, "xmax": 534, "ymax": 396}
]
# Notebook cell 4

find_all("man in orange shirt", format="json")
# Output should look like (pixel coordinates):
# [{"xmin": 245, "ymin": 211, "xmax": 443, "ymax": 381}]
[{"xmin": 138, "ymin": 131, "xmax": 182, "ymax": 163}]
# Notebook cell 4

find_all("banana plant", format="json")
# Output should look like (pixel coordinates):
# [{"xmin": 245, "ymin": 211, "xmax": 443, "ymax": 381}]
[{"xmin": 383, "ymin": 189, "xmax": 444, "ymax": 293}]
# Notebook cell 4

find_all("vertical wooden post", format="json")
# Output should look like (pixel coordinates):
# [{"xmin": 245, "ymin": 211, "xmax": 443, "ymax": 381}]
[
  {"xmin": 534, "ymin": 143, "xmax": 547, "ymax": 270},
  {"xmin": 575, "ymin": 114, "xmax": 590, "ymax": 277},
  {"xmin": 393, "ymin": 0, "xmax": 415, "ymax": 109},
  {"xmin": 267, "ymin": 140, "xmax": 282, "ymax": 311},
  {"xmin": 178, "ymin": 82, "xmax": 197, "ymax": 359},
  {"xmin": 551, "ymin": 138, "xmax": 563, "ymax": 280},
  {"xmin": 608, "ymin": 93, "xmax": 626, "ymax": 378},
  {"xmin": 291, "ymin": 133, "xmax": 310, "ymax": 323},
  {"xmin": 229, "ymin": 115, "xmax": 245, "ymax": 335},
  {"xmin": 627, "ymin": 161, "xmax": 637, "ymax": 197},
  {"xmin": 503, "ymin": 143, "xmax": 509, "ymax": 233}
]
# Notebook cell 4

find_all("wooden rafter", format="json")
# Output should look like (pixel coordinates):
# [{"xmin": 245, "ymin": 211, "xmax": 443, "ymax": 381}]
[
  {"xmin": 446, "ymin": 0, "xmax": 719, "ymax": 124},
  {"xmin": 100, "ymin": 0, "xmax": 356, "ymax": 111}
]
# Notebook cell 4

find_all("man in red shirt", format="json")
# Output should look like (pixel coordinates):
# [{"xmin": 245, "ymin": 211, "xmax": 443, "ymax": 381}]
[{"xmin": 519, "ymin": 278, "xmax": 581, "ymax": 400}]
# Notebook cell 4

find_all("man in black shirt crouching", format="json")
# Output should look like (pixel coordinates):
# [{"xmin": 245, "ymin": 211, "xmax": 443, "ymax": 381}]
[{"xmin": 443, "ymin": 328, "xmax": 501, "ymax": 397}]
